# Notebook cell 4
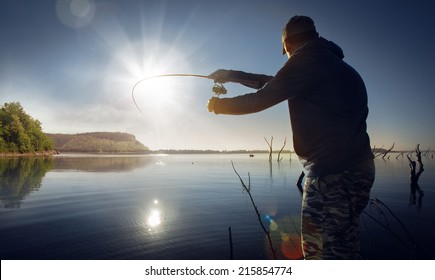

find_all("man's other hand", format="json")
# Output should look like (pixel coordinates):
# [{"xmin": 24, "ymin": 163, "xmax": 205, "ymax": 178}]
[{"xmin": 207, "ymin": 97, "xmax": 218, "ymax": 113}]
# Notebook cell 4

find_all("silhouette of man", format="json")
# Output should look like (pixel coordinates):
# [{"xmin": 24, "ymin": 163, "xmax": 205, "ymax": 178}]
[{"xmin": 207, "ymin": 15, "xmax": 375, "ymax": 259}]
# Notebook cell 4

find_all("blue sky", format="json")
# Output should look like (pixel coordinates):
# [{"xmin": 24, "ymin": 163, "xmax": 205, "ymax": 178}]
[{"xmin": 1, "ymin": 0, "xmax": 434, "ymax": 151}]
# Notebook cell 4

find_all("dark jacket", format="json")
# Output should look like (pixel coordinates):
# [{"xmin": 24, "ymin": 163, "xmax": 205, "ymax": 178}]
[{"xmin": 213, "ymin": 37, "xmax": 373, "ymax": 176}]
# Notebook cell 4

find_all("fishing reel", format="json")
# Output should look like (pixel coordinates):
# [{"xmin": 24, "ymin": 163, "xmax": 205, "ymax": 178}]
[{"xmin": 212, "ymin": 82, "xmax": 227, "ymax": 96}]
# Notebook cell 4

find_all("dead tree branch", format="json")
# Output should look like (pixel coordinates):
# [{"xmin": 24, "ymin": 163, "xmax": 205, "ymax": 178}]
[
  {"xmin": 415, "ymin": 145, "xmax": 425, "ymax": 182},
  {"xmin": 264, "ymin": 136, "xmax": 273, "ymax": 162},
  {"xmin": 231, "ymin": 161, "xmax": 277, "ymax": 259},
  {"xmin": 277, "ymin": 137, "xmax": 287, "ymax": 163},
  {"xmin": 395, "ymin": 152, "xmax": 404, "ymax": 160},
  {"xmin": 423, "ymin": 147, "xmax": 431, "ymax": 157},
  {"xmin": 228, "ymin": 227, "xmax": 233, "ymax": 260},
  {"xmin": 382, "ymin": 142, "xmax": 395, "ymax": 159},
  {"xmin": 373, "ymin": 145, "xmax": 385, "ymax": 157},
  {"xmin": 407, "ymin": 144, "xmax": 424, "ymax": 212},
  {"xmin": 370, "ymin": 197, "xmax": 427, "ymax": 258}
]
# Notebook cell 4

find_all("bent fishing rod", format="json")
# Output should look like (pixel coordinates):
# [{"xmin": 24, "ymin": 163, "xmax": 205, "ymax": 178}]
[{"xmin": 131, "ymin": 73, "xmax": 259, "ymax": 115}]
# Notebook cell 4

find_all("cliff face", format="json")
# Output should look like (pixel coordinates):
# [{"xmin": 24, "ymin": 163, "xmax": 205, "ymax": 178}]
[{"xmin": 46, "ymin": 132, "xmax": 149, "ymax": 153}]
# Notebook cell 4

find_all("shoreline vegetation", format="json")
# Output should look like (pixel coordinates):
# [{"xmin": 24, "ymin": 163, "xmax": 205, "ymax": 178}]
[
  {"xmin": 46, "ymin": 132, "xmax": 149, "ymax": 154},
  {"xmin": 1, "ymin": 102, "xmax": 54, "ymax": 154}
]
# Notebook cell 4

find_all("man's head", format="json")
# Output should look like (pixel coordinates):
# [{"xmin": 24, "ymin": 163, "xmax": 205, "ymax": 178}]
[{"xmin": 282, "ymin": 16, "xmax": 319, "ymax": 57}]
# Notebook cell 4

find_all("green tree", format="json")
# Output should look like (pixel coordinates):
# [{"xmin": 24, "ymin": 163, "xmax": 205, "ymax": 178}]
[
  {"xmin": 0, "ymin": 120, "xmax": 7, "ymax": 152},
  {"xmin": 0, "ymin": 102, "xmax": 54, "ymax": 153}
]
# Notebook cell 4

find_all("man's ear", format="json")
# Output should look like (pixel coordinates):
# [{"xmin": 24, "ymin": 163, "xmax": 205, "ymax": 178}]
[
  {"xmin": 283, "ymin": 39, "xmax": 289, "ymax": 55},
  {"xmin": 283, "ymin": 39, "xmax": 294, "ymax": 56}
]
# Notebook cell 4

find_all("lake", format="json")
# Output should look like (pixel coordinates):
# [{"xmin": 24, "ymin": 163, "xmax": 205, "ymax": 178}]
[{"xmin": 1, "ymin": 153, "xmax": 434, "ymax": 260}]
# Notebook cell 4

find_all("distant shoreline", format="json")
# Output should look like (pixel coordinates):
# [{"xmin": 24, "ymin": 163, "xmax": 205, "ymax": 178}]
[
  {"xmin": 1, "ymin": 149, "xmax": 291, "ymax": 157},
  {"xmin": 0, "ymin": 150, "xmax": 59, "ymax": 157},
  {"xmin": 55, "ymin": 149, "xmax": 287, "ymax": 155},
  {"xmin": 1, "ymin": 149, "xmax": 421, "ymax": 158}
]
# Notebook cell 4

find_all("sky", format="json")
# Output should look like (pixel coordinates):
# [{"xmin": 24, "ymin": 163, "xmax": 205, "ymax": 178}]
[{"xmin": 1, "ymin": 0, "xmax": 434, "ymax": 151}]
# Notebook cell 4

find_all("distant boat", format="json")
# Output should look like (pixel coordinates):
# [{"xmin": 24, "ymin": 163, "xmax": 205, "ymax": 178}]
[{"xmin": 249, "ymin": 154, "xmax": 255, "ymax": 157}]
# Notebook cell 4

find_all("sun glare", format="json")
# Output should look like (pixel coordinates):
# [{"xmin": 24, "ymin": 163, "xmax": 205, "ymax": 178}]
[
  {"xmin": 104, "ymin": 38, "xmax": 191, "ymax": 117},
  {"xmin": 134, "ymin": 76, "xmax": 177, "ymax": 110},
  {"xmin": 88, "ymin": 2, "xmax": 209, "ymax": 149},
  {"xmin": 147, "ymin": 209, "xmax": 162, "ymax": 228}
]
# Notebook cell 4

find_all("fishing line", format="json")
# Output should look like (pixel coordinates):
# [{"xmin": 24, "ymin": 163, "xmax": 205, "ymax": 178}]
[{"xmin": 131, "ymin": 73, "xmax": 227, "ymax": 115}]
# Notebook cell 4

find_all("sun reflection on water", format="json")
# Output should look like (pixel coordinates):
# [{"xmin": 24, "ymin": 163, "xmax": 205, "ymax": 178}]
[
  {"xmin": 145, "ymin": 199, "xmax": 163, "ymax": 232},
  {"xmin": 147, "ymin": 209, "xmax": 161, "ymax": 228}
]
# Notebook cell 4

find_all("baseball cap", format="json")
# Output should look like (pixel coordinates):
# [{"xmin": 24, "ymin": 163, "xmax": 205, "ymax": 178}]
[{"xmin": 282, "ymin": 16, "xmax": 317, "ymax": 55}]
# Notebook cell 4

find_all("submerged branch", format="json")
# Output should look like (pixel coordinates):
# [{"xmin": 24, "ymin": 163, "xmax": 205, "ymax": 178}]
[
  {"xmin": 372, "ymin": 145, "xmax": 385, "ymax": 157},
  {"xmin": 407, "ymin": 144, "xmax": 425, "ymax": 212},
  {"xmin": 277, "ymin": 137, "xmax": 287, "ymax": 163},
  {"xmin": 382, "ymin": 143, "xmax": 395, "ymax": 159},
  {"xmin": 231, "ymin": 161, "xmax": 277, "ymax": 259},
  {"xmin": 423, "ymin": 147, "xmax": 430, "ymax": 157},
  {"xmin": 264, "ymin": 136, "xmax": 273, "ymax": 162},
  {"xmin": 369, "ymin": 197, "xmax": 428, "ymax": 258}
]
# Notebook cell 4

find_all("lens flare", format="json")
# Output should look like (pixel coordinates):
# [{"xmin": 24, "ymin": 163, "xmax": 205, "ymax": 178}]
[
  {"xmin": 56, "ymin": 0, "xmax": 95, "ymax": 28},
  {"xmin": 264, "ymin": 215, "xmax": 304, "ymax": 260},
  {"xmin": 280, "ymin": 234, "xmax": 303, "ymax": 260},
  {"xmin": 70, "ymin": 0, "xmax": 91, "ymax": 17}
]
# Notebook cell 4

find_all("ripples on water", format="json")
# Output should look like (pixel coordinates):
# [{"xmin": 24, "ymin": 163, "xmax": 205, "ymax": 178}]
[{"xmin": 0, "ymin": 153, "xmax": 434, "ymax": 259}]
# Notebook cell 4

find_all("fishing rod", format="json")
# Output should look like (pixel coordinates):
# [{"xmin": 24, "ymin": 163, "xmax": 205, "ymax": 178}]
[{"xmin": 131, "ymin": 73, "xmax": 259, "ymax": 115}]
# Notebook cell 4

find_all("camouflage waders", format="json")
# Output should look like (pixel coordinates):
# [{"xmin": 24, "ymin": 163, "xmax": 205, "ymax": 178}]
[{"xmin": 301, "ymin": 159, "xmax": 375, "ymax": 259}]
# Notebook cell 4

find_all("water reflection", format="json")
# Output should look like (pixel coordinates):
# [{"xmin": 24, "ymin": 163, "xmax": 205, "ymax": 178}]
[
  {"xmin": 409, "ymin": 181, "xmax": 424, "ymax": 212},
  {"xmin": 264, "ymin": 215, "xmax": 304, "ymax": 260},
  {"xmin": 407, "ymin": 153, "xmax": 425, "ymax": 212},
  {"xmin": 53, "ymin": 155, "xmax": 153, "ymax": 172},
  {"xmin": 0, "ymin": 155, "xmax": 154, "ymax": 208},
  {"xmin": 145, "ymin": 199, "xmax": 163, "ymax": 232},
  {"xmin": 0, "ymin": 157, "xmax": 53, "ymax": 208},
  {"xmin": 147, "ymin": 210, "xmax": 162, "ymax": 227}
]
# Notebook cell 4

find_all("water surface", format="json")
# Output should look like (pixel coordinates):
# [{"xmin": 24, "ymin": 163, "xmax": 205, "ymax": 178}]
[{"xmin": 1, "ymin": 153, "xmax": 434, "ymax": 260}]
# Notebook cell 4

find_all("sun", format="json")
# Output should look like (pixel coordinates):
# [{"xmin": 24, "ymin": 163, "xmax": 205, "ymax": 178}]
[
  {"xmin": 133, "ymin": 75, "xmax": 178, "ymax": 112},
  {"xmin": 104, "ymin": 38, "xmax": 191, "ymax": 117}
]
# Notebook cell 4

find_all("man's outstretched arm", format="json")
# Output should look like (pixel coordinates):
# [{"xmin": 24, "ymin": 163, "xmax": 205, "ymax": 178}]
[{"xmin": 208, "ymin": 69, "xmax": 273, "ymax": 90}]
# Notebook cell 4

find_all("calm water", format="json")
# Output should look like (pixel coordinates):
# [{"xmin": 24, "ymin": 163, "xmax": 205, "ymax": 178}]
[{"xmin": 1, "ymin": 153, "xmax": 434, "ymax": 260}]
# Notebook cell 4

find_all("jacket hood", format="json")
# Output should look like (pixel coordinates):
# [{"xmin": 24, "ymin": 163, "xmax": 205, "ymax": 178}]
[{"xmin": 305, "ymin": 37, "xmax": 344, "ymax": 59}]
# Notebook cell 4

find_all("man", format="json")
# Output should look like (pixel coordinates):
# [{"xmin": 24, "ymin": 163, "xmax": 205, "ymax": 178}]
[{"xmin": 207, "ymin": 15, "xmax": 375, "ymax": 259}]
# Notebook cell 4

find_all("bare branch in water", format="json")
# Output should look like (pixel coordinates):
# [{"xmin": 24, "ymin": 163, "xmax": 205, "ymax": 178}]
[
  {"xmin": 395, "ymin": 152, "xmax": 404, "ymax": 160},
  {"xmin": 228, "ymin": 227, "xmax": 233, "ymax": 260},
  {"xmin": 407, "ymin": 144, "xmax": 425, "ymax": 212},
  {"xmin": 370, "ymin": 197, "xmax": 427, "ymax": 258},
  {"xmin": 382, "ymin": 143, "xmax": 395, "ymax": 159},
  {"xmin": 372, "ymin": 145, "xmax": 385, "ymax": 157},
  {"xmin": 264, "ymin": 136, "xmax": 273, "ymax": 162},
  {"xmin": 277, "ymin": 137, "xmax": 287, "ymax": 163},
  {"xmin": 231, "ymin": 161, "xmax": 277, "ymax": 259}
]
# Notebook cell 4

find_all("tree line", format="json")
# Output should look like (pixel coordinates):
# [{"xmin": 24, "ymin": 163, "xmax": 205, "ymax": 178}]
[
  {"xmin": 0, "ymin": 102, "xmax": 54, "ymax": 153},
  {"xmin": 46, "ymin": 132, "xmax": 149, "ymax": 153}
]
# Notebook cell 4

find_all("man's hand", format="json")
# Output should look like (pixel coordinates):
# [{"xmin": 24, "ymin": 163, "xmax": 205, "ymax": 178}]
[
  {"xmin": 208, "ymin": 69, "xmax": 232, "ymax": 83},
  {"xmin": 207, "ymin": 97, "xmax": 218, "ymax": 113}
]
